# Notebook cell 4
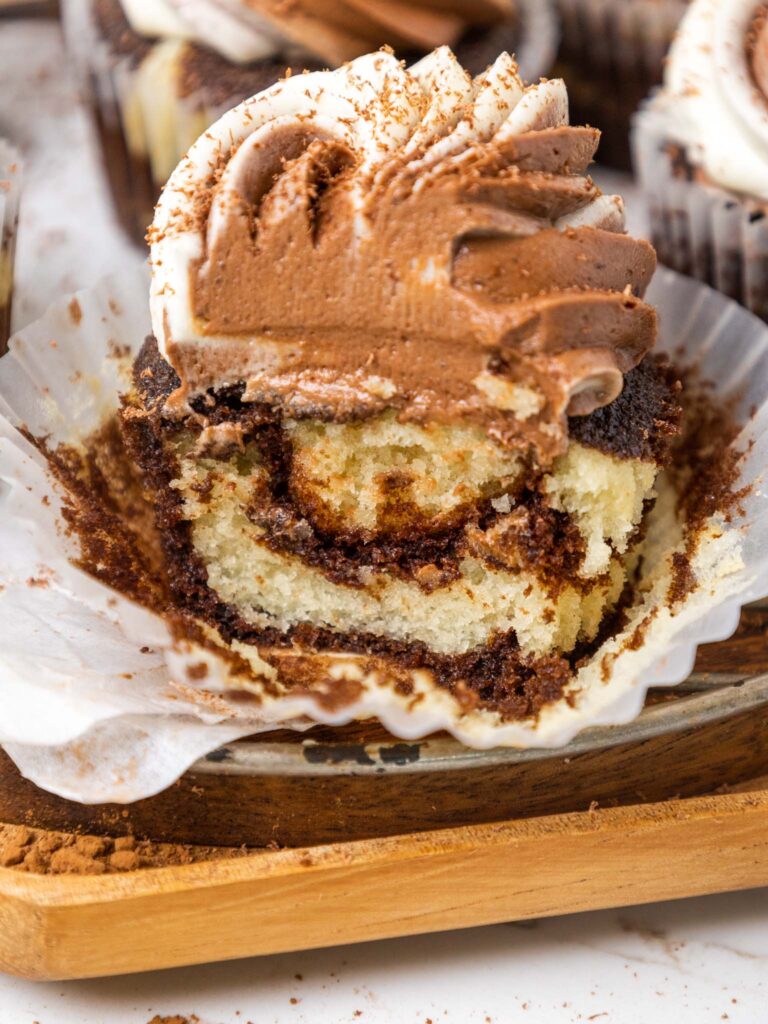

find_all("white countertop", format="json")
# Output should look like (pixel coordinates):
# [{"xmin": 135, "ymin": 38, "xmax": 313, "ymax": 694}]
[{"xmin": 1, "ymin": 20, "xmax": 766, "ymax": 1024}]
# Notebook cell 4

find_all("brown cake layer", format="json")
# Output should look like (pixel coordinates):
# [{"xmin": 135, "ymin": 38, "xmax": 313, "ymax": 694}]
[
  {"xmin": 123, "ymin": 338, "xmax": 680, "ymax": 600},
  {"xmin": 177, "ymin": 48, "xmax": 322, "ymax": 106},
  {"xmin": 43, "ymin": 358, "xmax": 739, "ymax": 726},
  {"xmin": 41, "ymin": 389, "xmax": 577, "ymax": 720},
  {"xmin": 93, "ymin": 0, "xmax": 318, "ymax": 97}
]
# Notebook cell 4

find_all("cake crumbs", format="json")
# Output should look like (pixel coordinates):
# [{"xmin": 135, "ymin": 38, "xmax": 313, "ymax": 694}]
[{"xmin": 146, "ymin": 1016, "xmax": 200, "ymax": 1024}]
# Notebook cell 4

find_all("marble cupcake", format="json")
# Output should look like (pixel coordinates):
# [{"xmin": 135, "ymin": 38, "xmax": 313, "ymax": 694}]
[
  {"xmin": 556, "ymin": 0, "xmax": 688, "ymax": 168},
  {"xmin": 63, "ymin": 0, "xmax": 557, "ymax": 245},
  {"xmin": 633, "ymin": 0, "xmax": 768, "ymax": 321},
  {"xmin": 108, "ymin": 47, "xmax": 701, "ymax": 725}
]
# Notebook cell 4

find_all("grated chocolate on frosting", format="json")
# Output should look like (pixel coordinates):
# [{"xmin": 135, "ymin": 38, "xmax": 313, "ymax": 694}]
[{"xmin": 150, "ymin": 48, "xmax": 657, "ymax": 466}]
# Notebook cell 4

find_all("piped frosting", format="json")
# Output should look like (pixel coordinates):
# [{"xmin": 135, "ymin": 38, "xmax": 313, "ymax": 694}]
[
  {"xmin": 150, "ymin": 48, "xmax": 657, "ymax": 464},
  {"xmin": 654, "ymin": 0, "xmax": 768, "ymax": 201}
]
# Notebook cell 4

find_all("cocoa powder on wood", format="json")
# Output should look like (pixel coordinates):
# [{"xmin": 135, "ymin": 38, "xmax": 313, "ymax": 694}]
[{"xmin": 0, "ymin": 823, "xmax": 248, "ymax": 875}]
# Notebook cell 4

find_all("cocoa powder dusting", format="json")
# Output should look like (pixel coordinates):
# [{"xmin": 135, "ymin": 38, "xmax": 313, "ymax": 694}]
[{"xmin": 0, "ymin": 823, "xmax": 248, "ymax": 875}]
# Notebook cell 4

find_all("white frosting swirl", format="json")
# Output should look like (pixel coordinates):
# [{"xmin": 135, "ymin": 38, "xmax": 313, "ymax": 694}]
[
  {"xmin": 651, "ymin": 0, "xmax": 768, "ymax": 200},
  {"xmin": 150, "ymin": 48, "xmax": 627, "ymax": 376},
  {"xmin": 120, "ymin": 0, "xmax": 293, "ymax": 64}
]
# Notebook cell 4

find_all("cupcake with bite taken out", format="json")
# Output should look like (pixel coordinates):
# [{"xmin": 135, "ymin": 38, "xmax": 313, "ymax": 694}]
[
  {"xmin": 1, "ymin": 38, "xmax": 762, "ymax": 776},
  {"xmin": 111, "ymin": 46, "xmax": 695, "ymax": 725}
]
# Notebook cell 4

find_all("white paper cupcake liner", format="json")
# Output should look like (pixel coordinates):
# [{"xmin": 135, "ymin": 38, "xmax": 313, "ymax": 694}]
[
  {"xmin": 0, "ymin": 264, "xmax": 766, "ymax": 803},
  {"xmin": 633, "ymin": 101, "xmax": 768, "ymax": 322},
  {"xmin": 0, "ymin": 140, "xmax": 22, "ymax": 351}
]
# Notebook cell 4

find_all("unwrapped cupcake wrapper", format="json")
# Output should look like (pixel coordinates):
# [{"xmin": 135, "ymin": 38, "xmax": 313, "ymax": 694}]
[
  {"xmin": 633, "ymin": 102, "xmax": 768, "ymax": 323},
  {"xmin": 0, "ymin": 140, "xmax": 22, "ymax": 353},
  {"xmin": 0, "ymin": 265, "xmax": 767, "ymax": 804}
]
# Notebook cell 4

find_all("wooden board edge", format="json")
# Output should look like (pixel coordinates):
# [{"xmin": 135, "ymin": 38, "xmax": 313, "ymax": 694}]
[
  {"xmin": 2, "ymin": 788, "xmax": 767, "ymax": 905},
  {"xmin": 0, "ymin": 789, "xmax": 767, "ymax": 979}
]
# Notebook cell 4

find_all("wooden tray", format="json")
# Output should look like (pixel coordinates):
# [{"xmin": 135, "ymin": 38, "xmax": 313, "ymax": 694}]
[
  {"xmin": 1, "ymin": 788, "xmax": 768, "ymax": 981},
  {"xmin": 0, "ymin": 605, "xmax": 766, "ymax": 980}
]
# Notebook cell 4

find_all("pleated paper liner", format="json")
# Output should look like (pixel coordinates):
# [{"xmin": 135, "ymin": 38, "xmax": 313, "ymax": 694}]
[
  {"xmin": 555, "ymin": 0, "xmax": 687, "ymax": 167},
  {"xmin": 633, "ymin": 101, "xmax": 768, "ymax": 323}
]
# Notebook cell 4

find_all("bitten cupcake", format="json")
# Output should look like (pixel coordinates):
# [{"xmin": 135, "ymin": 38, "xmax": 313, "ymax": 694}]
[
  {"xmin": 63, "ymin": 0, "xmax": 557, "ymax": 245},
  {"xmin": 120, "ymin": 48, "xmax": 685, "ymax": 726},
  {"xmin": 633, "ymin": 0, "xmax": 768, "ymax": 321},
  {"xmin": 1, "ymin": 45, "xmax": 764, "ymax": 788},
  {"xmin": 555, "ymin": 0, "xmax": 688, "ymax": 168},
  {"xmin": 0, "ymin": 141, "xmax": 21, "ymax": 353}
]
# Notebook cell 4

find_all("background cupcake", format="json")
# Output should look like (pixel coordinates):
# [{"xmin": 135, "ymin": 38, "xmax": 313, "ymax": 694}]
[
  {"xmin": 554, "ymin": 0, "xmax": 688, "ymax": 168},
  {"xmin": 62, "ymin": 0, "xmax": 558, "ymax": 245},
  {"xmin": 633, "ymin": 0, "xmax": 768, "ymax": 323},
  {"xmin": 0, "ymin": 140, "xmax": 21, "ymax": 352}
]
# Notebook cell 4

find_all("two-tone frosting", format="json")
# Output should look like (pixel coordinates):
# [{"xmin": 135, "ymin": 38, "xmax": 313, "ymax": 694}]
[
  {"xmin": 150, "ymin": 48, "xmax": 657, "ymax": 464},
  {"xmin": 119, "ymin": 0, "xmax": 511, "ymax": 65},
  {"xmin": 654, "ymin": 0, "xmax": 768, "ymax": 200}
]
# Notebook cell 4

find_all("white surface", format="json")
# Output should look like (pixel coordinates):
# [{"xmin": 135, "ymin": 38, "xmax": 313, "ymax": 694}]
[{"xmin": 0, "ymin": 18, "xmax": 766, "ymax": 1024}]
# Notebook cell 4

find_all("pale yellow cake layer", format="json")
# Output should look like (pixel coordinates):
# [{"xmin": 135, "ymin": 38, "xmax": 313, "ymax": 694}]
[{"xmin": 169, "ymin": 435, "xmax": 649, "ymax": 657}]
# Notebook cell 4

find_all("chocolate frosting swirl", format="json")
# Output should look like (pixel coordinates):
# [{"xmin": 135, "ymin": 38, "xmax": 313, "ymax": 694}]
[{"xmin": 150, "ymin": 49, "xmax": 657, "ymax": 465}]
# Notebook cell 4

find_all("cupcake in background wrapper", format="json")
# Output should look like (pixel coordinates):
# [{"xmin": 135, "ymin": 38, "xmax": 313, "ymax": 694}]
[
  {"xmin": 633, "ymin": 0, "xmax": 768, "ymax": 322},
  {"xmin": 555, "ymin": 0, "xmax": 688, "ymax": 168},
  {"xmin": 0, "ymin": 141, "xmax": 21, "ymax": 353},
  {"xmin": 62, "ymin": 0, "xmax": 558, "ymax": 246}
]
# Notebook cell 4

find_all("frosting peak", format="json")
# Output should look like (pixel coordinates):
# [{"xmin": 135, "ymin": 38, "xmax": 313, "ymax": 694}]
[{"xmin": 150, "ymin": 49, "xmax": 656, "ymax": 464}]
